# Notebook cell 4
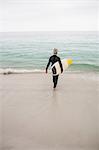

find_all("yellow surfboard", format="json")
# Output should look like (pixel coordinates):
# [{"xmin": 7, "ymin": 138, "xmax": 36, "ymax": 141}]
[{"xmin": 51, "ymin": 59, "xmax": 73, "ymax": 75}]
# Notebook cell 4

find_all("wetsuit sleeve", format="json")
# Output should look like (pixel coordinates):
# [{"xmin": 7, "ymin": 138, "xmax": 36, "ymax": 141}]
[
  {"xmin": 46, "ymin": 57, "xmax": 51, "ymax": 71},
  {"xmin": 58, "ymin": 58, "xmax": 63, "ymax": 73}
]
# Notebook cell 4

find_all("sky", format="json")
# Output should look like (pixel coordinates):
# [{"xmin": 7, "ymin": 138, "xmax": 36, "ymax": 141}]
[{"xmin": 0, "ymin": 0, "xmax": 99, "ymax": 32}]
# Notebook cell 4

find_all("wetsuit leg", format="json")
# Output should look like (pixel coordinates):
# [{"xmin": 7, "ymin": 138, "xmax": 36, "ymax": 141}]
[{"xmin": 53, "ymin": 75, "xmax": 59, "ymax": 88}]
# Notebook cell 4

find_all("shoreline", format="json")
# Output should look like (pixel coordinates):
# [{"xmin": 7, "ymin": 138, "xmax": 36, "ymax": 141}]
[{"xmin": 0, "ymin": 71, "xmax": 99, "ymax": 75}]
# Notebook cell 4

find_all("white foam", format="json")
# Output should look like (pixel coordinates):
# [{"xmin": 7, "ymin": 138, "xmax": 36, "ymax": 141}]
[{"xmin": 0, "ymin": 68, "xmax": 46, "ymax": 74}]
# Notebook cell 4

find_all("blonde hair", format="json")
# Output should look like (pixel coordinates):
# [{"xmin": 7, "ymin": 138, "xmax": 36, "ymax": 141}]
[{"xmin": 53, "ymin": 48, "xmax": 58, "ymax": 55}]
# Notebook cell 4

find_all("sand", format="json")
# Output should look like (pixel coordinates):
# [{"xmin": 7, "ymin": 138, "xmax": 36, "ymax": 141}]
[{"xmin": 0, "ymin": 73, "xmax": 99, "ymax": 150}]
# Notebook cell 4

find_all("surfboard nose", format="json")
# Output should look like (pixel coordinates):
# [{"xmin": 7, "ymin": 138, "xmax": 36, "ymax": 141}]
[{"xmin": 67, "ymin": 59, "xmax": 73, "ymax": 65}]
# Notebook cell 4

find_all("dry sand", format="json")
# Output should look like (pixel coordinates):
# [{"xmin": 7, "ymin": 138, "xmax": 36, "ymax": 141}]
[{"xmin": 0, "ymin": 73, "xmax": 99, "ymax": 150}]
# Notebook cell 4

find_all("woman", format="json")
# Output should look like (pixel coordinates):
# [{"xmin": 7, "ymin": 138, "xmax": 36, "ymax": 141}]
[{"xmin": 46, "ymin": 48, "xmax": 63, "ymax": 89}]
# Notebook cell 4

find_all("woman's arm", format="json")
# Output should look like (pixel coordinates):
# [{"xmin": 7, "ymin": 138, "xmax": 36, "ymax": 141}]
[{"xmin": 46, "ymin": 57, "xmax": 51, "ymax": 73}]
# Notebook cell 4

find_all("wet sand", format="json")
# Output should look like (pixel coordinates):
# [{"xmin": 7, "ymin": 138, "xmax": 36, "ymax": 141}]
[{"xmin": 0, "ymin": 73, "xmax": 99, "ymax": 150}]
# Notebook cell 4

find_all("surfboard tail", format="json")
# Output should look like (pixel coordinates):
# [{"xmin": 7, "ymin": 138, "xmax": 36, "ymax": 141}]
[{"xmin": 67, "ymin": 59, "xmax": 73, "ymax": 65}]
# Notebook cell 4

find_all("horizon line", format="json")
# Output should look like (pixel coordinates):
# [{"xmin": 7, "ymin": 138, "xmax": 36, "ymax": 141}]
[{"xmin": 0, "ymin": 30, "xmax": 98, "ymax": 33}]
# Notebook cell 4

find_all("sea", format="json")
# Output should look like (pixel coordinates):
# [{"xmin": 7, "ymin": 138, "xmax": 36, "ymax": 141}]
[{"xmin": 0, "ymin": 31, "xmax": 99, "ymax": 74}]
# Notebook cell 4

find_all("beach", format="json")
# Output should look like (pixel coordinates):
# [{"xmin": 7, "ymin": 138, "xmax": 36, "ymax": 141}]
[{"xmin": 0, "ymin": 72, "xmax": 99, "ymax": 150}]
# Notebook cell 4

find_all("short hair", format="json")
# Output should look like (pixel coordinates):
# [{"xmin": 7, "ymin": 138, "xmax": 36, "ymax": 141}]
[{"xmin": 53, "ymin": 48, "xmax": 58, "ymax": 55}]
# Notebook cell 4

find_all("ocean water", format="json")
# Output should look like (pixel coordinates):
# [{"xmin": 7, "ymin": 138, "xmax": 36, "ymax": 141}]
[{"xmin": 0, "ymin": 31, "xmax": 99, "ymax": 74}]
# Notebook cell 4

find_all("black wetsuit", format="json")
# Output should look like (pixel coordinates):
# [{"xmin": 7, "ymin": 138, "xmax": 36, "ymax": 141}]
[{"xmin": 46, "ymin": 55, "xmax": 63, "ymax": 88}]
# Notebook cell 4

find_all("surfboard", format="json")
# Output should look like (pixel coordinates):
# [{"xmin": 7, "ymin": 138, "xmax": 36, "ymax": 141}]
[{"xmin": 51, "ymin": 59, "xmax": 73, "ymax": 76}]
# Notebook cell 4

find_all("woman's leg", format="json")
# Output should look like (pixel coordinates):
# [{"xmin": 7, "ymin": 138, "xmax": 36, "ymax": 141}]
[{"xmin": 53, "ymin": 75, "xmax": 59, "ymax": 88}]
